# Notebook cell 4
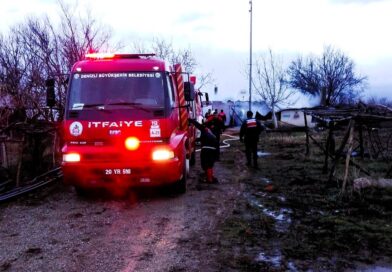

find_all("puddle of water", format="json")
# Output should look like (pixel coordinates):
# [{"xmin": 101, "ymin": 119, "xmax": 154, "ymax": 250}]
[
  {"xmin": 351, "ymin": 266, "xmax": 392, "ymax": 272},
  {"xmin": 245, "ymin": 183, "xmax": 296, "ymax": 271},
  {"xmin": 262, "ymin": 207, "xmax": 292, "ymax": 232},
  {"xmin": 246, "ymin": 192, "xmax": 292, "ymax": 232},
  {"xmin": 256, "ymin": 252, "xmax": 282, "ymax": 267},
  {"xmin": 287, "ymin": 261, "xmax": 299, "ymax": 272},
  {"xmin": 260, "ymin": 177, "xmax": 272, "ymax": 184},
  {"xmin": 252, "ymin": 192, "xmax": 267, "ymax": 198},
  {"xmin": 249, "ymin": 197, "xmax": 264, "ymax": 209},
  {"xmin": 256, "ymin": 252, "xmax": 299, "ymax": 271},
  {"xmin": 257, "ymin": 151, "xmax": 271, "ymax": 157}
]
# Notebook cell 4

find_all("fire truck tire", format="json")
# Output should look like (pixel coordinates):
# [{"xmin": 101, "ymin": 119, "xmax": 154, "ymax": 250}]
[
  {"xmin": 173, "ymin": 161, "xmax": 187, "ymax": 194},
  {"xmin": 190, "ymin": 151, "xmax": 196, "ymax": 166},
  {"xmin": 75, "ymin": 186, "xmax": 88, "ymax": 196},
  {"xmin": 186, "ymin": 158, "xmax": 190, "ymax": 177}
]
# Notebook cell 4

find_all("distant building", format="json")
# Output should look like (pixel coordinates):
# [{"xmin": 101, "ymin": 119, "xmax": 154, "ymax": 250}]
[{"xmin": 278, "ymin": 108, "xmax": 317, "ymax": 128}]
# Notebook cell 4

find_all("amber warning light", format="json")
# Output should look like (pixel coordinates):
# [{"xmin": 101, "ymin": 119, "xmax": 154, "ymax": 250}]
[{"xmin": 125, "ymin": 137, "xmax": 140, "ymax": 150}]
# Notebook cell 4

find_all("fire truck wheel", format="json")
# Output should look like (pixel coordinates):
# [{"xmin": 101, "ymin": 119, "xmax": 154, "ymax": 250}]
[
  {"xmin": 186, "ymin": 158, "xmax": 190, "ymax": 177},
  {"xmin": 75, "ymin": 186, "xmax": 89, "ymax": 196},
  {"xmin": 173, "ymin": 161, "xmax": 187, "ymax": 194},
  {"xmin": 190, "ymin": 151, "xmax": 196, "ymax": 166}
]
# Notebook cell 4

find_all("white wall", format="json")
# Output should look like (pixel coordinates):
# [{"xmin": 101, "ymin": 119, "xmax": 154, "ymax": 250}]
[{"xmin": 280, "ymin": 110, "xmax": 317, "ymax": 128}]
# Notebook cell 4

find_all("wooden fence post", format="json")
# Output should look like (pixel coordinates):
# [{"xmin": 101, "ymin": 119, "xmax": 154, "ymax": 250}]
[
  {"xmin": 341, "ymin": 120, "xmax": 355, "ymax": 194},
  {"xmin": 0, "ymin": 139, "xmax": 7, "ymax": 168},
  {"xmin": 304, "ymin": 112, "xmax": 310, "ymax": 156},
  {"xmin": 358, "ymin": 121, "xmax": 364, "ymax": 159},
  {"xmin": 328, "ymin": 119, "xmax": 354, "ymax": 183},
  {"xmin": 323, "ymin": 121, "xmax": 335, "ymax": 174}
]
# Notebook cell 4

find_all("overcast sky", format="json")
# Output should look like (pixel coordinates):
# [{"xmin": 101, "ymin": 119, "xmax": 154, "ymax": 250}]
[{"xmin": 1, "ymin": 0, "xmax": 392, "ymax": 104}]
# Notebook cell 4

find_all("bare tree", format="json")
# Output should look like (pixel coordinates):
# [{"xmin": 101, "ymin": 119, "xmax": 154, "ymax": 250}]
[
  {"xmin": 151, "ymin": 38, "xmax": 175, "ymax": 63},
  {"xmin": 195, "ymin": 72, "xmax": 214, "ymax": 90},
  {"xmin": 131, "ymin": 39, "xmax": 149, "ymax": 54},
  {"xmin": 133, "ymin": 37, "xmax": 214, "ymax": 91},
  {"xmin": 288, "ymin": 46, "xmax": 366, "ymax": 106},
  {"xmin": 0, "ymin": 1, "xmax": 117, "ymax": 122},
  {"xmin": 0, "ymin": 30, "xmax": 31, "ymax": 120},
  {"xmin": 58, "ymin": 1, "xmax": 114, "ymax": 68},
  {"xmin": 252, "ymin": 49, "xmax": 296, "ymax": 128},
  {"xmin": 150, "ymin": 37, "xmax": 197, "ymax": 73},
  {"xmin": 13, "ymin": 18, "xmax": 61, "ymax": 121}
]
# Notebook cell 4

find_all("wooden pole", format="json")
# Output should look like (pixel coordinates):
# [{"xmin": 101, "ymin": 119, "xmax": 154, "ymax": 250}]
[
  {"xmin": 323, "ymin": 121, "xmax": 334, "ymax": 174},
  {"xmin": 52, "ymin": 130, "xmax": 57, "ymax": 168},
  {"xmin": 358, "ymin": 121, "xmax": 364, "ymax": 159},
  {"xmin": 0, "ymin": 140, "xmax": 7, "ymax": 168},
  {"xmin": 304, "ymin": 112, "xmax": 310, "ymax": 156},
  {"xmin": 341, "ymin": 121, "xmax": 355, "ymax": 194},
  {"xmin": 16, "ymin": 135, "xmax": 25, "ymax": 187},
  {"xmin": 366, "ymin": 128, "xmax": 374, "ymax": 160},
  {"xmin": 328, "ymin": 119, "xmax": 354, "ymax": 183}
]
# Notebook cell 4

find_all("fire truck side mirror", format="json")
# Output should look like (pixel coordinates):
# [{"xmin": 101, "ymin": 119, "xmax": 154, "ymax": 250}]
[
  {"xmin": 205, "ymin": 93, "xmax": 210, "ymax": 104},
  {"xmin": 184, "ymin": 82, "xmax": 195, "ymax": 101},
  {"xmin": 46, "ymin": 78, "xmax": 56, "ymax": 108}
]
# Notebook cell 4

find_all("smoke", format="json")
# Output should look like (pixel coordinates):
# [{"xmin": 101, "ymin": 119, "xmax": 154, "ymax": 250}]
[{"xmin": 290, "ymin": 93, "xmax": 320, "ymax": 108}]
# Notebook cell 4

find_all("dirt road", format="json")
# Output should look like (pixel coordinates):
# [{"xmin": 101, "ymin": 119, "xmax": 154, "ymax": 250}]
[{"xmin": 0, "ymin": 131, "xmax": 243, "ymax": 272}]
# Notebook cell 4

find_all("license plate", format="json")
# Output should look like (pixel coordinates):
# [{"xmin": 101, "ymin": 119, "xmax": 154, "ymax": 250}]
[{"xmin": 104, "ymin": 168, "xmax": 131, "ymax": 175}]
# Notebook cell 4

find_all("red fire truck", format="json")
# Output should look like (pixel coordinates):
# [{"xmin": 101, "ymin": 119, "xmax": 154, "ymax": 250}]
[{"xmin": 54, "ymin": 53, "xmax": 203, "ymax": 194}]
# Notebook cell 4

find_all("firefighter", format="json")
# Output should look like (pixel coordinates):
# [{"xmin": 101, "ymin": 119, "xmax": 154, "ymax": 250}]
[
  {"xmin": 240, "ymin": 110, "xmax": 265, "ymax": 169},
  {"xmin": 204, "ymin": 109, "xmax": 212, "ymax": 120},
  {"xmin": 219, "ymin": 109, "xmax": 227, "ymax": 125},
  {"xmin": 189, "ymin": 118, "xmax": 219, "ymax": 183},
  {"xmin": 205, "ymin": 110, "xmax": 224, "ymax": 160}
]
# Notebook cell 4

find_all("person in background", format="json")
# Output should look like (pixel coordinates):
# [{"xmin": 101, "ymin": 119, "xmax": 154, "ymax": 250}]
[
  {"xmin": 204, "ymin": 109, "xmax": 212, "ymax": 120},
  {"xmin": 205, "ymin": 110, "xmax": 224, "ymax": 160},
  {"xmin": 188, "ymin": 118, "xmax": 219, "ymax": 183},
  {"xmin": 240, "ymin": 110, "xmax": 265, "ymax": 169},
  {"xmin": 218, "ymin": 109, "xmax": 227, "ymax": 130}
]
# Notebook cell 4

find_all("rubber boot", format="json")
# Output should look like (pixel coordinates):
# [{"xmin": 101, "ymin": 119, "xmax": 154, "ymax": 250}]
[{"xmin": 206, "ymin": 168, "xmax": 213, "ymax": 183}]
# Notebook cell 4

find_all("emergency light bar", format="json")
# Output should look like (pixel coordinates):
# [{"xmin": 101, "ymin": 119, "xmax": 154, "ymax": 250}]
[
  {"xmin": 85, "ymin": 53, "xmax": 156, "ymax": 60},
  {"xmin": 85, "ymin": 53, "xmax": 115, "ymax": 59}
]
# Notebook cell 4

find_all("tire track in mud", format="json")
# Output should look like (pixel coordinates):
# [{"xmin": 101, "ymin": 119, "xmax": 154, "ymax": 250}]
[{"xmin": 122, "ymin": 215, "xmax": 175, "ymax": 272}]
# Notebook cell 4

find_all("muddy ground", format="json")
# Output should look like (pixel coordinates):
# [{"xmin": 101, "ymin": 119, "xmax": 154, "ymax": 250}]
[{"xmin": 0, "ymin": 127, "xmax": 392, "ymax": 271}]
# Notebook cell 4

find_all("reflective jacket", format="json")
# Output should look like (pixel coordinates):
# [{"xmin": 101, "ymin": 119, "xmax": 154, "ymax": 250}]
[{"xmin": 240, "ymin": 118, "xmax": 264, "ymax": 143}]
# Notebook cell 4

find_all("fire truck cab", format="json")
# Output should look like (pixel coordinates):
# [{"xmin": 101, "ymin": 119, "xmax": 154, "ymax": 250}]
[{"xmin": 58, "ymin": 53, "xmax": 201, "ymax": 194}]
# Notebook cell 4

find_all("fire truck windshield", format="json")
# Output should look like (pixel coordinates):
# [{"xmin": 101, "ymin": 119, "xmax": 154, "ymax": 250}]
[{"xmin": 67, "ymin": 72, "xmax": 168, "ymax": 119}]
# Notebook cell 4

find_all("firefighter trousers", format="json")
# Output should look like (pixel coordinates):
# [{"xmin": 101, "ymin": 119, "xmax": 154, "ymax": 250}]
[{"xmin": 245, "ymin": 141, "xmax": 258, "ymax": 168}]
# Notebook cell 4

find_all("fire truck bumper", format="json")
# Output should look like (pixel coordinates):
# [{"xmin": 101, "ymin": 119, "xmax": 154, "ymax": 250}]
[{"xmin": 62, "ymin": 159, "xmax": 183, "ymax": 189}]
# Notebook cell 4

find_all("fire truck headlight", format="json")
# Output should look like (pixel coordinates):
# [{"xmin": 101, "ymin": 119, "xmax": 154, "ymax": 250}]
[
  {"xmin": 125, "ymin": 137, "xmax": 140, "ymax": 150},
  {"xmin": 63, "ymin": 153, "xmax": 81, "ymax": 162},
  {"xmin": 152, "ymin": 149, "xmax": 175, "ymax": 161}
]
